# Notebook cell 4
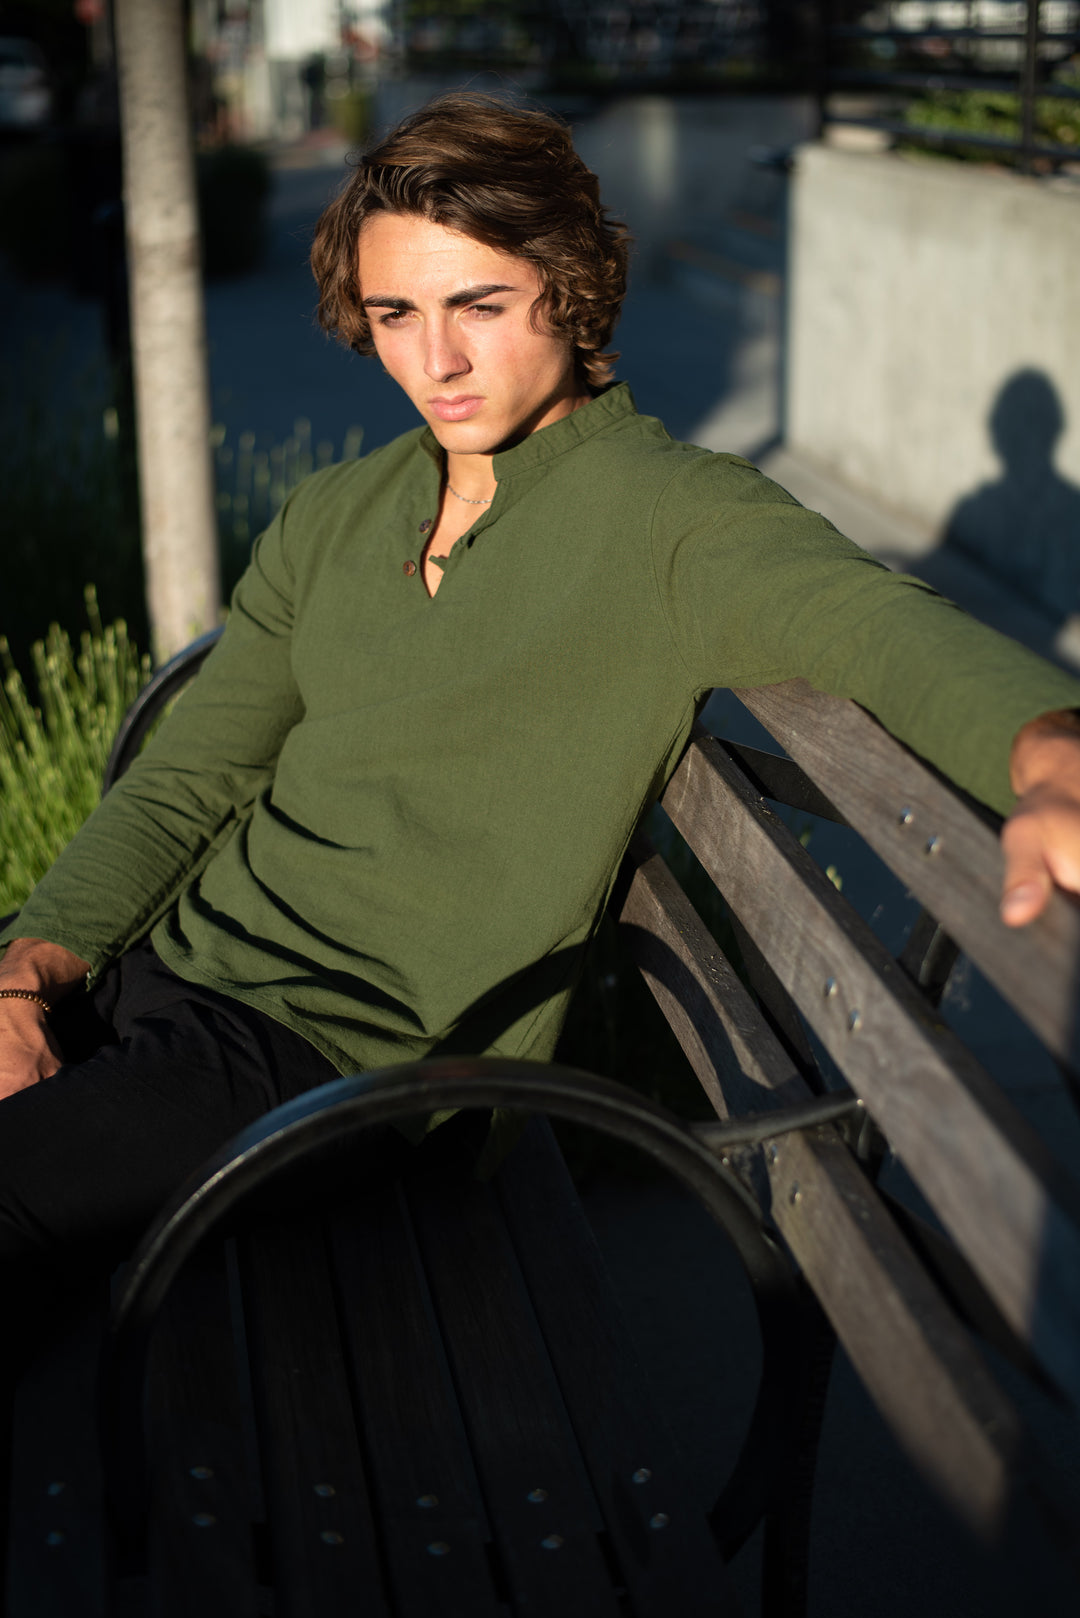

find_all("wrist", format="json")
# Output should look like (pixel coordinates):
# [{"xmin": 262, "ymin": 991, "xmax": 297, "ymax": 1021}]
[
  {"xmin": 0, "ymin": 989, "xmax": 53, "ymax": 1017},
  {"xmin": 1009, "ymin": 709, "xmax": 1080, "ymax": 799}
]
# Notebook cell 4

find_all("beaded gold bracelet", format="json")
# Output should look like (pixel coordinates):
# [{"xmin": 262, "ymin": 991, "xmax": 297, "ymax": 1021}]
[{"xmin": 0, "ymin": 988, "xmax": 53, "ymax": 1016}]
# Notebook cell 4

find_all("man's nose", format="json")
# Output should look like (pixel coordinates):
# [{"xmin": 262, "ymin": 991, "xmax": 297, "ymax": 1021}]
[{"xmin": 423, "ymin": 323, "xmax": 469, "ymax": 383}]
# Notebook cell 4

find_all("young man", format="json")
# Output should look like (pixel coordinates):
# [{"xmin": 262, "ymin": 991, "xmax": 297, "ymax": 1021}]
[{"xmin": 2, "ymin": 93, "xmax": 1080, "ymax": 1280}]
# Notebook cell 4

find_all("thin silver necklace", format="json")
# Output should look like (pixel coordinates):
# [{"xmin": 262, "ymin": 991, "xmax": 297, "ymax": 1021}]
[{"xmin": 447, "ymin": 481, "xmax": 493, "ymax": 505}]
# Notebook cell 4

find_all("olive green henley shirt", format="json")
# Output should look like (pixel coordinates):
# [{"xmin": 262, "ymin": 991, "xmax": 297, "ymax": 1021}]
[{"xmin": 6, "ymin": 384, "xmax": 1080, "ymax": 1074}]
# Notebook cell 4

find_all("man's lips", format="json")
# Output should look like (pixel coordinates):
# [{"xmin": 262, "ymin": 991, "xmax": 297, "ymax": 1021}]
[{"xmin": 429, "ymin": 396, "xmax": 484, "ymax": 423}]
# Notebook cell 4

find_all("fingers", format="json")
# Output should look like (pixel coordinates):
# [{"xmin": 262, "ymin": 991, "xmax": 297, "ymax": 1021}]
[{"xmin": 999, "ymin": 839, "xmax": 1052, "ymax": 926}]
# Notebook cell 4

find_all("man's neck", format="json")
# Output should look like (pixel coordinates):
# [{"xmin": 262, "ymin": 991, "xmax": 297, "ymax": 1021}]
[{"xmin": 444, "ymin": 452, "xmax": 497, "ymax": 506}]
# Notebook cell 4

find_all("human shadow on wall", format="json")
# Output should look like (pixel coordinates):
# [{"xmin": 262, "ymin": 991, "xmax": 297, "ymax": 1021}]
[{"xmin": 929, "ymin": 371, "xmax": 1080, "ymax": 637}]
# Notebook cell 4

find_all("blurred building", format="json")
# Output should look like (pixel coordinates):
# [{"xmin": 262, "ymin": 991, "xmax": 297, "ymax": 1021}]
[
  {"xmin": 191, "ymin": 0, "xmax": 387, "ymax": 143},
  {"xmin": 398, "ymin": 1, "xmax": 779, "ymax": 83}
]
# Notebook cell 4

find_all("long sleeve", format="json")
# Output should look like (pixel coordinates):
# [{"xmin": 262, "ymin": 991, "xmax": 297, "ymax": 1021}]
[
  {"xmin": 1, "ymin": 498, "xmax": 304, "ymax": 974},
  {"xmin": 650, "ymin": 454, "xmax": 1080, "ymax": 816}
]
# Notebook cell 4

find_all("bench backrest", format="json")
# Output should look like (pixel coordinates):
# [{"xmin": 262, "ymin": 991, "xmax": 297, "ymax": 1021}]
[{"xmin": 619, "ymin": 679, "xmax": 1080, "ymax": 1561}]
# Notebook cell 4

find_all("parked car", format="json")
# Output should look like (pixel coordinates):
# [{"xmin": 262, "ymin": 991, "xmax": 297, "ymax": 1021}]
[{"xmin": 0, "ymin": 37, "xmax": 53, "ymax": 130}]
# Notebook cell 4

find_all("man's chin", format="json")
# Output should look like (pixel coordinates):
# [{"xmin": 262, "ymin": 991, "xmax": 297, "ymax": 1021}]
[
  {"xmin": 424, "ymin": 417, "xmax": 505, "ymax": 458},
  {"xmin": 422, "ymin": 401, "xmax": 566, "ymax": 458}
]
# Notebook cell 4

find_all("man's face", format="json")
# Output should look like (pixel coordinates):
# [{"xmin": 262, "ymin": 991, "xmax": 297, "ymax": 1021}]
[{"xmin": 357, "ymin": 212, "xmax": 586, "ymax": 458}]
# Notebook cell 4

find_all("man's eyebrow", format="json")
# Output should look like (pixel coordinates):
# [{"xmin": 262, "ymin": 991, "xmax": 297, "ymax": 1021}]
[
  {"xmin": 443, "ymin": 283, "xmax": 516, "ymax": 308},
  {"xmin": 361, "ymin": 283, "xmax": 518, "ymax": 310}
]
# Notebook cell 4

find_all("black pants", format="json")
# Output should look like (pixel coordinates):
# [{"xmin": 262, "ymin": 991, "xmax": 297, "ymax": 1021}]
[
  {"xmin": 0, "ymin": 938, "xmax": 341, "ymax": 1282},
  {"xmin": 0, "ymin": 941, "xmax": 349, "ymax": 1595}
]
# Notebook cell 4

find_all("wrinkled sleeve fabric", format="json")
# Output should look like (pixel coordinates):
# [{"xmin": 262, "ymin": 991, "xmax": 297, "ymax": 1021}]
[
  {"xmin": 650, "ymin": 454, "xmax": 1080, "ymax": 817},
  {"xmin": 0, "ymin": 497, "xmax": 304, "ymax": 974}
]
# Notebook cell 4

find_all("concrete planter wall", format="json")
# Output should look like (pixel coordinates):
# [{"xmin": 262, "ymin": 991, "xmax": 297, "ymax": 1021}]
[{"xmin": 787, "ymin": 146, "xmax": 1080, "ymax": 617}]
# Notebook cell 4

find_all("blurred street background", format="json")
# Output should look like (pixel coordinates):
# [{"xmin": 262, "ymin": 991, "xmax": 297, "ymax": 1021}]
[{"xmin": 3, "ymin": 2, "xmax": 1080, "ymax": 1613}]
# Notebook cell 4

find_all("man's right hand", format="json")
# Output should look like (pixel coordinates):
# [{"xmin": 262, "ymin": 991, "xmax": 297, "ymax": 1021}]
[{"xmin": 0, "ymin": 937, "xmax": 91, "ymax": 1100}]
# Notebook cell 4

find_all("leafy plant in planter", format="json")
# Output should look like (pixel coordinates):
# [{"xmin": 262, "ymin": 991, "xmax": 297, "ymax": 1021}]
[
  {"xmin": 0, "ymin": 596, "xmax": 150, "ymax": 915},
  {"xmin": 902, "ymin": 67, "xmax": 1080, "ymax": 166}
]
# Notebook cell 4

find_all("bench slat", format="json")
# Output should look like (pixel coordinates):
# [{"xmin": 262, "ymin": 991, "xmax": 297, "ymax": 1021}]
[
  {"xmin": 239, "ymin": 1214, "xmax": 393, "ymax": 1618},
  {"xmin": 330, "ymin": 1176, "xmax": 505, "ymax": 1617},
  {"xmin": 408, "ymin": 1152, "xmax": 626, "ymax": 1617},
  {"xmin": 496, "ymin": 1119, "xmax": 738, "ymax": 1616},
  {"xmin": 620, "ymin": 844, "xmax": 810, "ymax": 1125},
  {"xmin": 769, "ymin": 1129, "xmax": 1080, "ymax": 1572},
  {"xmin": 734, "ymin": 680, "xmax": 1080, "ymax": 1077},
  {"xmin": 144, "ymin": 1242, "xmax": 261, "ymax": 1616},
  {"xmin": 619, "ymin": 844, "xmax": 1080, "ymax": 1553},
  {"xmin": 7, "ymin": 1299, "xmax": 108, "ymax": 1618},
  {"xmin": 660, "ymin": 731, "xmax": 1080, "ymax": 1409}
]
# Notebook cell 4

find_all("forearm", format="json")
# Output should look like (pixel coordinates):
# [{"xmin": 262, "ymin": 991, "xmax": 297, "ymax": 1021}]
[
  {"xmin": 0, "ymin": 752, "xmax": 253, "ymax": 972},
  {"xmin": 1010, "ymin": 709, "xmax": 1080, "ymax": 796}
]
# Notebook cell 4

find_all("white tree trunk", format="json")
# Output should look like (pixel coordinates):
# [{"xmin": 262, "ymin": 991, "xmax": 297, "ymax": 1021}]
[{"xmin": 115, "ymin": 0, "xmax": 221, "ymax": 662}]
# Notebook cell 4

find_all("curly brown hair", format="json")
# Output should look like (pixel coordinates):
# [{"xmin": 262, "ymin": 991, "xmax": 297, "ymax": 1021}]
[{"xmin": 310, "ymin": 93, "xmax": 630, "ymax": 390}]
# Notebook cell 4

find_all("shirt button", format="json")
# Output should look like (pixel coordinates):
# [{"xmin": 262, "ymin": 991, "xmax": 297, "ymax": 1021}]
[
  {"xmin": 403, "ymin": 560, "xmax": 417, "ymax": 576},
  {"xmin": 419, "ymin": 518, "xmax": 432, "ymax": 534}
]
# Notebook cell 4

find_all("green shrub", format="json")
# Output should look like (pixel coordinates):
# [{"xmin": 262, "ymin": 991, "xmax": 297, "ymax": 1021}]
[
  {"xmin": 901, "ymin": 74, "xmax": 1080, "ymax": 165},
  {"xmin": 0, "ymin": 596, "xmax": 150, "ymax": 916}
]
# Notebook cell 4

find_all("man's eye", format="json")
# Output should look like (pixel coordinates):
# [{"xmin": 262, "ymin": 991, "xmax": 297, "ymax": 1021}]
[
  {"xmin": 469, "ymin": 303, "xmax": 502, "ymax": 319},
  {"xmin": 377, "ymin": 310, "xmax": 409, "ymax": 326}
]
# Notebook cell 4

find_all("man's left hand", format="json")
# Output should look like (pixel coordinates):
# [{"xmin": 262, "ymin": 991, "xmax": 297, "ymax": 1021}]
[{"xmin": 1000, "ymin": 710, "xmax": 1080, "ymax": 927}]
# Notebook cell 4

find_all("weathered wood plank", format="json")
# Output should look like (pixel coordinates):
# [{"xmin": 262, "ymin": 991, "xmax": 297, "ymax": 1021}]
[
  {"xmin": 143, "ymin": 1241, "xmax": 260, "ymax": 1617},
  {"xmin": 496, "ymin": 1118, "xmax": 738, "ymax": 1616},
  {"xmin": 619, "ymin": 845, "xmax": 1080, "ymax": 1561},
  {"xmin": 7, "ymin": 1295, "xmax": 108, "ymax": 1618},
  {"xmin": 330, "ymin": 1177, "xmax": 504, "ymax": 1617},
  {"xmin": 766, "ymin": 1128, "xmax": 1080, "ymax": 1567},
  {"xmin": 659, "ymin": 731, "xmax": 1080, "ymax": 1408},
  {"xmin": 618, "ymin": 843, "xmax": 807, "ymax": 1123},
  {"xmin": 734, "ymin": 680, "xmax": 1080, "ymax": 1075},
  {"xmin": 238, "ymin": 1215, "xmax": 392, "ymax": 1618},
  {"xmin": 726, "ymin": 912, "xmax": 821, "ymax": 1081},
  {"xmin": 408, "ymin": 1151, "xmax": 625, "ymax": 1618}
]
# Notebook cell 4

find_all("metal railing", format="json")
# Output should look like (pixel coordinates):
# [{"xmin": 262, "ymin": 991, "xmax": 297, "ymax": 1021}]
[{"xmin": 816, "ymin": 0, "xmax": 1080, "ymax": 170}]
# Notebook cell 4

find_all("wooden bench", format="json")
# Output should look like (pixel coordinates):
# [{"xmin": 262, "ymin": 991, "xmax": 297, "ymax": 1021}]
[{"xmin": 6, "ymin": 638, "xmax": 1080, "ymax": 1616}]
